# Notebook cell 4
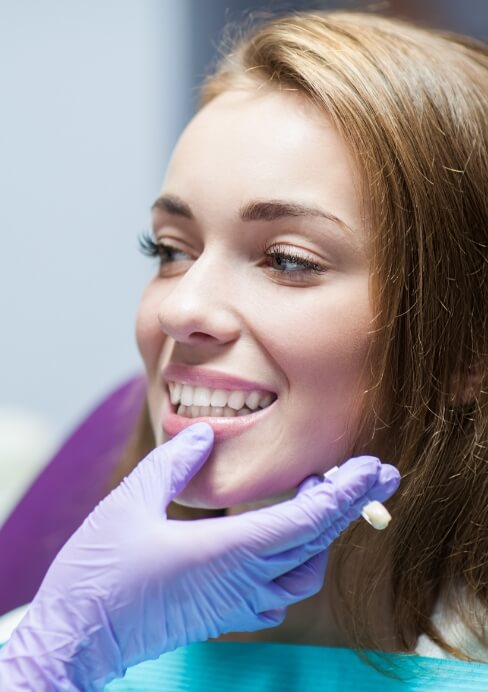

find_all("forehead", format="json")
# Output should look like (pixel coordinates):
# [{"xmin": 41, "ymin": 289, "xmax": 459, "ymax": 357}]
[{"xmin": 162, "ymin": 87, "xmax": 363, "ymax": 225}]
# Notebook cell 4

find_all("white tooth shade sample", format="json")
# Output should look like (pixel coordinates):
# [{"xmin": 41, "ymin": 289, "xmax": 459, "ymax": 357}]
[
  {"xmin": 360, "ymin": 501, "xmax": 391, "ymax": 530},
  {"xmin": 323, "ymin": 466, "xmax": 392, "ymax": 530}
]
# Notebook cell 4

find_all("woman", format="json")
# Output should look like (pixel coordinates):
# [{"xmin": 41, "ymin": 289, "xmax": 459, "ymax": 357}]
[
  {"xmin": 1, "ymin": 9, "xmax": 487, "ymax": 690},
  {"xmin": 129, "ymin": 7, "xmax": 488, "ymax": 660}
]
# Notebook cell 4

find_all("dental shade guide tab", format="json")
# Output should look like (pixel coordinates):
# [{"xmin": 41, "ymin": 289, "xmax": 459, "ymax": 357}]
[
  {"xmin": 360, "ymin": 500, "xmax": 392, "ymax": 530},
  {"xmin": 323, "ymin": 466, "xmax": 392, "ymax": 530}
]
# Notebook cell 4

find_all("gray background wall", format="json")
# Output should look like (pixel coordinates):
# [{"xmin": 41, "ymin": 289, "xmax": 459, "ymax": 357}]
[{"xmin": 0, "ymin": 1, "xmax": 191, "ymax": 443}]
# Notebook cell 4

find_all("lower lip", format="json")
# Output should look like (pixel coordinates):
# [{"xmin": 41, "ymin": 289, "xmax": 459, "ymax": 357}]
[{"xmin": 162, "ymin": 391, "xmax": 278, "ymax": 441}]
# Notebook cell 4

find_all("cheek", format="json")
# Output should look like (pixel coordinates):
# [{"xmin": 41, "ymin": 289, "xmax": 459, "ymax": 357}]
[
  {"xmin": 135, "ymin": 285, "xmax": 165, "ymax": 372},
  {"xmin": 260, "ymin": 280, "xmax": 372, "ymax": 385},
  {"xmin": 250, "ymin": 280, "xmax": 372, "ymax": 457}
]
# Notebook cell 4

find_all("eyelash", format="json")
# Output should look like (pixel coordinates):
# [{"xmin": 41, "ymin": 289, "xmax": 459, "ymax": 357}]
[
  {"xmin": 138, "ymin": 229, "xmax": 327, "ymax": 279},
  {"xmin": 138, "ymin": 231, "xmax": 189, "ymax": 264}
]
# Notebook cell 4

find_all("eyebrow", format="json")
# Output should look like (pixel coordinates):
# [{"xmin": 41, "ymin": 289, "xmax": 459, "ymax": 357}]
[{"xmin": 151, "ymin": 193, "xmax": 357, "ymax": 236}]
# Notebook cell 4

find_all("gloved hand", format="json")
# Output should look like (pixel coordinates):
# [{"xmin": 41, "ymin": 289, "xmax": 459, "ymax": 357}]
[{"xmin": 0, "ymin": 422, "xmax": 400, "ymax": 691}]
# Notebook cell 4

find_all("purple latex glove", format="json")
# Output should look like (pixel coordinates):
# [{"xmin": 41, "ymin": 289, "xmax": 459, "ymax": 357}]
[{"xmin": 0, "ymin": 422, "xmax": 400, "ymax": 690}]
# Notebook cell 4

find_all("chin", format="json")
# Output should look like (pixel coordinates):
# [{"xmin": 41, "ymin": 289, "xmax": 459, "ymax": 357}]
[
  {"xmin": 172, "ymin": 472, "xmax": 296, "ymax": 512},
  {"xmin": 171, "ymin": 496, "xmax": 228, "ymax": 510},
  {"xmin": 171, "ymin": 477, "xmax": 249, "ymax": 510}
]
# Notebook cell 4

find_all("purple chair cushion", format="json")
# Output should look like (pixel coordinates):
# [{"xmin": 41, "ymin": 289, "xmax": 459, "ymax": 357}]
[{"xmin": 0, "ymin": 374, "xmax": 146, "ymax": 616}]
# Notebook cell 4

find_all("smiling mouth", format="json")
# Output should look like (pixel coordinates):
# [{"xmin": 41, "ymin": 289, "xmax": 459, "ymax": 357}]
[{"xmin": 168, "ymin": 382, "xmax": 277, "ymax": 419}]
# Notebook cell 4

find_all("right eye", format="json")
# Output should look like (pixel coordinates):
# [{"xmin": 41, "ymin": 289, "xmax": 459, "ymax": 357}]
[{"xmin": 138, "ymin": 230, "xmax": 192, "ymax": 269}]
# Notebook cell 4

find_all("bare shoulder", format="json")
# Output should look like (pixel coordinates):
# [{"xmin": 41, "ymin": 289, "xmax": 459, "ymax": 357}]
[{"xmin": 415, "ymin": 590, "xmax": 488, "ymax": 662}]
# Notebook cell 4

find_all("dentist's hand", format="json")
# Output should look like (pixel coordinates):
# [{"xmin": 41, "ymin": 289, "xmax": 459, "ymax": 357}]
[{"xmin": 0, "ymin": 422, "xmax": 400, "ymax": 691}]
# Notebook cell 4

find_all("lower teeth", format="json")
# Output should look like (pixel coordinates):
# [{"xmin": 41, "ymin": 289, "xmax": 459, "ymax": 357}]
[{"xmin": 176, "ymin": 404, "xmax": 253, "ymax": 418}]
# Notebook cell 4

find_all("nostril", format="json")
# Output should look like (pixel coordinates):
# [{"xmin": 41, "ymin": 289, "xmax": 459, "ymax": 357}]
[{"xmin": 189, "ymin": 332, "xmax": 216, "ymax": 342}]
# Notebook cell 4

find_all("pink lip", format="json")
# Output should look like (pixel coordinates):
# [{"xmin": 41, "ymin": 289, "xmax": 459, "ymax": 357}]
[
  {"xmin": 162, "ymin": 363, "xmax": 276, "ymax": 393},
  {"xmin": 161, "ymin": 363, "xmax": 278, "ymax": 441}
]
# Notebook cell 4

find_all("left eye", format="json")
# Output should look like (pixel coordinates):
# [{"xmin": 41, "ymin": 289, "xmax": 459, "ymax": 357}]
[{"xmin": 264, "ymin": 245, "xmax": 326, "ymax": 276}]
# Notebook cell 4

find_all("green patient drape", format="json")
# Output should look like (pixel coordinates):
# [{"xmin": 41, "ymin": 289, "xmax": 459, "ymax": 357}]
[{"xmin": 105, "ymin": 641, "xmax": 488, "ymax": 691}]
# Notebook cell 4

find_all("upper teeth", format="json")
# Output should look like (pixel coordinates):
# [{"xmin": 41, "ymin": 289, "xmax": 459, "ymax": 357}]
[{"xmin": 168, "ymin": 382, "xmax": 275, "ymax": 410}]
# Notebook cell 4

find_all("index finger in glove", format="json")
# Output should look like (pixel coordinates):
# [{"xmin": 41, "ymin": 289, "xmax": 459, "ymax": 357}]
[
  {"xmin": 113, "ymin": 423, "xmax": 214, "ymax": 514},
  {"xmin": 235, "ymin": 456, "xmax": 399, "ymax": 558}
]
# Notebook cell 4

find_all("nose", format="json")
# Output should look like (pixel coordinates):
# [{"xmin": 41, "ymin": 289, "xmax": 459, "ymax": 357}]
[{"xmin": 157, "ymin": 250, "xmax": 241, "ymax": 346}]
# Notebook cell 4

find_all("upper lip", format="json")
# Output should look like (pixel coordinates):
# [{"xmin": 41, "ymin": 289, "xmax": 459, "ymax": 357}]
[{"xmin": 162, "ymin": 363, "xmax": 277, "ymax": 393}]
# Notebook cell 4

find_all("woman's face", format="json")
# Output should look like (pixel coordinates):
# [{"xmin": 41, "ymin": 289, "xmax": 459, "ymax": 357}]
[{"xmin": 136, "ymin": 85, "xmax": 372, "ymax": 509}]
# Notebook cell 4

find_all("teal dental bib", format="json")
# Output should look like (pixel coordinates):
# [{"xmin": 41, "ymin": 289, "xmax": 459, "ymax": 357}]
[{"xmin": 105, "ymin": 641, "xmax": 488, "ymax": 691}]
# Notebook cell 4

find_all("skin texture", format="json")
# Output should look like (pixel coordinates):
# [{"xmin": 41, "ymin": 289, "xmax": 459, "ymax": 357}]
[{"xmin": 136, "ymin": 85, "xmax": 372, "ymax": 515}]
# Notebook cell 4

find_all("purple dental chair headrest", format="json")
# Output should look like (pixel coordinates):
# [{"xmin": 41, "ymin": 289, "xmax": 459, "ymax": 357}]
[{"xmin": 0, "ymin": 374, "xmax": 146, "ymax": 616}]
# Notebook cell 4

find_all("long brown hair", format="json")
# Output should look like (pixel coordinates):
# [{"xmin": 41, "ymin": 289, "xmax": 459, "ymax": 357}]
[{"xmin": 113, "ymin": 11, "xmax": 488, "ymax": 660}]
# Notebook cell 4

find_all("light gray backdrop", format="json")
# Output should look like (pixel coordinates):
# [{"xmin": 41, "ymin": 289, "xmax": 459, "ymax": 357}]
[{"xmin": 0, "ymin": 1, "xmax": 192, "ymax": 441}]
